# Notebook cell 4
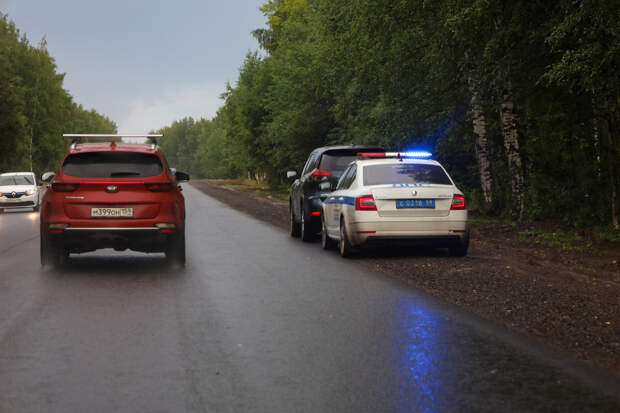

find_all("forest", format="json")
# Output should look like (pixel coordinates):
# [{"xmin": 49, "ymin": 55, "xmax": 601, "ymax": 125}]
[
  {"xmin": 0, "ymin": 13, "xmax": 116, "ymax": 176},
  {"xmin": 2, "ymin": 0, "xmax": 618, "ymax": 231},
  {"xmin": 157, "ymin": 0, "xmax": 619, "ymax": 231}
]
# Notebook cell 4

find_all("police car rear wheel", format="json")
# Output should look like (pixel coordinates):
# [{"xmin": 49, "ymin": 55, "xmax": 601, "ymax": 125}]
[{"xmin": 321, "ymin": 217, "xmax": 336, "ymax": 250}]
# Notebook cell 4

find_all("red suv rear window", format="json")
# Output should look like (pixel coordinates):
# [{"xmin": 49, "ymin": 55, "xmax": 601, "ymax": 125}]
[{"xmin": 62, "ymin": 152, "xmax": 163, "ymax": 178}]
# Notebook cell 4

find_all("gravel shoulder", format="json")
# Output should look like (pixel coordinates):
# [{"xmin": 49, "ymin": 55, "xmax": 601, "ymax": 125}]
[{"xmin": 191, "ymin": 179, "xmax": 620, "ymax": 376}]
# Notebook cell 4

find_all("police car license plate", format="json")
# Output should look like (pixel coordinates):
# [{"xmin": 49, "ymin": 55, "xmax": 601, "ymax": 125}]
[
  {"xmin": 396, "ymin": 199, "xmax": 435, "ymax": 209},
  {"xmin": 91, "ymin": 207, "xmax": 133, "ymax": 218}
]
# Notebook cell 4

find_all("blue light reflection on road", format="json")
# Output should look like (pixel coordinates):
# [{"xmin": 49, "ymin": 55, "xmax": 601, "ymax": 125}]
[{"xmin": 391, "ymin": 296, "xmax": 454, "ymax": 413}]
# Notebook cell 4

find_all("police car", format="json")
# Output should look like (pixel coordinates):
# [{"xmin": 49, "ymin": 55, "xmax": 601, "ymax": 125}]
[{"xmin": 320, "ymin": 152, "xmax": 469, "ymax": 257}]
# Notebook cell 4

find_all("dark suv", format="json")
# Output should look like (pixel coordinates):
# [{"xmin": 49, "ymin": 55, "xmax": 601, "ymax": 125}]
[{"xmin": 288, "ymin": 145, "xmax": 384, "ymax": 241}]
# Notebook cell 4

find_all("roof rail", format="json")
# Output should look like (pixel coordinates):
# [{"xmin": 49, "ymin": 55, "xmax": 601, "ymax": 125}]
[{"xmin": 63, "ymin": 134, "xmax": 163, "ymax": 145}]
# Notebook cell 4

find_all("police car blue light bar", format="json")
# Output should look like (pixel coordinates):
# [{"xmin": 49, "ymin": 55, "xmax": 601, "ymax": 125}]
[{"xmin": 357, "ymin": 151, "xmax": 433, "ymax": 159}]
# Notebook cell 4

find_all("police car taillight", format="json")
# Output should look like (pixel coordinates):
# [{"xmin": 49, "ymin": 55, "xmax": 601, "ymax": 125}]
[
  {"xmin": 355, "ymin": 194, "xmax": 377, "ymax": 211},
  {"xmin": 451, "ymin": 194, "xmax": 466, "ymax": 210},
  {"xmin": 310, "ymin": 168, "xmax": 331, "ymax": 180}
]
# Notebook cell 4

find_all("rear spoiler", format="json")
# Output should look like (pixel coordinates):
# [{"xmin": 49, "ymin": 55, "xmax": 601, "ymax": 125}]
[{"xmin": 63, "ymin": 134, "xmax": 163, "ymax": 145}]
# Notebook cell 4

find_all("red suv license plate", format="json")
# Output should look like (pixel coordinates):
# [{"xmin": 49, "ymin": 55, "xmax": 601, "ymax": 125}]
[{"xmin": 91, "ymin": 207, "xmax": 134, "ymax": 218}]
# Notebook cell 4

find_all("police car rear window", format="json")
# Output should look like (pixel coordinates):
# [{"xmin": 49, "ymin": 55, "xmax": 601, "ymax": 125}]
[
  {"xmin": 363, "ymin": 164, "xmax": 452, "ymax": 186},
  {"xmin": 62, "ymin": 152, "xmax": 163, "ymax": 178}
]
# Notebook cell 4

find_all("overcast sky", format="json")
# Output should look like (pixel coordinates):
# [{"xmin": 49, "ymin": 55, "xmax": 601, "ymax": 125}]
[{"xmin": 0, "ymin": 0, "xmax": 266, "ymax": 132}]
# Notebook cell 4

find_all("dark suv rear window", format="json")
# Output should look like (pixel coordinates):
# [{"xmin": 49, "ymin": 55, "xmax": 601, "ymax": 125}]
[
  {"xmin": 363, "ymin": 163, "xmax": 452, "ymax": 186},
  {"xmin": 319, "ymin": 148, "xmax": 382, "ymax": 178},
  {"xmin": 62, "ymin": 152, "xmax": 164, "ymax": 178}
]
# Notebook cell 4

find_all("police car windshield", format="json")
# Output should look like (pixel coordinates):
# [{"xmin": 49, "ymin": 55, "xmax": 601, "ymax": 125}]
[
  {"xmin": 0, "ymin": 175, "xmax": 34, "ymax": 186},
  {"xmin": 62, "ymin": 152, "xmax": 163, "ymax": 178},
  {"xmin": 363, "ymin": 164, "xmax": 452, "ymax": 186}
]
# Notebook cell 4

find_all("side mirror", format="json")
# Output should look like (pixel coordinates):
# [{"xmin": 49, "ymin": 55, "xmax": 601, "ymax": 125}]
[
  {"xmin": 41, "ymin": 172, "xmax": 56, "ymax": 183},
  {"xmin": 319, "ymin": 181, "xmax": 332, "ymax": 191},
  {"xmin": 175, "ymin": 171, "xmax": 190, "ymax": 182},
  {"xmin": 286, "ymin": 171, "xmax": 297, "ymax": 179}
]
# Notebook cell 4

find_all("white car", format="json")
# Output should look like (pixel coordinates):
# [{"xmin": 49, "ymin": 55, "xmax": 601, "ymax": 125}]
[
  {"xmin": 320, "ymin": 152, "xmax": 469, "ymax": 257},
  {"xmin": 0, "ymin": 172, "xmax": 40, "ymax": 213}
]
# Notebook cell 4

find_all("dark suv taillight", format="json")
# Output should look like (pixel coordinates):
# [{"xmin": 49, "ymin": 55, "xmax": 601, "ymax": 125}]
[
  {"xmin": 355, "ymin": 194, "xmax": 377, "ymax": 211},
  {"xmin": 52, "ymin": 182, "xmax": 80, "ymax": 192},
  {"xmin": 310, "ymin": 168, "xmax": 331, "ymax": 181}
]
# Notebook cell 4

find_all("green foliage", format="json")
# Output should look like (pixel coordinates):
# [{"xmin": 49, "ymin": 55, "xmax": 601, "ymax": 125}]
[{"xmin": 154, "ymin": 0, "xmax": 619, "ymax": 230}]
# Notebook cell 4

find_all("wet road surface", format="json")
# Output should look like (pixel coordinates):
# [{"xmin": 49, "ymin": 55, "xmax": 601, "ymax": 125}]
[{"xmin": 0, "ymin": 185, "xmax": 619, "ymax": 412}]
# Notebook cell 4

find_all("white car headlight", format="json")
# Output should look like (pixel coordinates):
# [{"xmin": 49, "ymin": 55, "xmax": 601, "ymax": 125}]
[{"xmin": 26, "ymin": 189, "xmax": 36, "ymax": 196}]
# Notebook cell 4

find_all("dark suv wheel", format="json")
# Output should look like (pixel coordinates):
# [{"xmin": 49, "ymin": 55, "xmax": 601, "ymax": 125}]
[
  {"xmin": 289, "ymin": 202, "xmax": 301, "ymax": 237},
  {"xmin": 300, "ymin": 205, "xmax": 314, "ymax": 242}
]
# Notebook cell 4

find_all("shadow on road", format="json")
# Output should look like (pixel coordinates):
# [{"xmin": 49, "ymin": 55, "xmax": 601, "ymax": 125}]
[{"xmin": 44, "ymin": 253, "xmax": 185, "ymax": 280}]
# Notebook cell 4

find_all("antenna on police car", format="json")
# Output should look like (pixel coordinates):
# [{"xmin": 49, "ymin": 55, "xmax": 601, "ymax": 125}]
[{"xmin": 63, "ymin": 134, "xmax": 163, "ymax": 145}]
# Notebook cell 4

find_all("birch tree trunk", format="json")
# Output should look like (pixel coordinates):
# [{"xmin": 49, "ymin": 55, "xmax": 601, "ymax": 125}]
[
  {"xmin": 471, "ymin": 93, "xmax": 494, "ymax": 211},
  {"xmin": 500, "ymin": 83, "xmax": 525, "ymax": 220},
  {"xmin": 603, "ymin": 95, "xmax": 619, "ymax": 230}
]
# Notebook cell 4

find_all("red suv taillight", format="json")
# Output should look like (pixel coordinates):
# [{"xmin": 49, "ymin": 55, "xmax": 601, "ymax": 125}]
[
  {"xmin": 355, "ymin": 194, "xmax": 377, "ymax": 211},
  {"xmin": 451, "ymin": 194, "xmax": 466, "ymax": 210},
  {"xmin": 52, "ymin": 182, "xmax": 80, "ymax": 192},
  {"xmin": 310, "ymin": 168, "xmax": 331, "ymax": 181},
  {"xmin": 145, "ymin": 183, "xmax": 173, "ymax": 192}
]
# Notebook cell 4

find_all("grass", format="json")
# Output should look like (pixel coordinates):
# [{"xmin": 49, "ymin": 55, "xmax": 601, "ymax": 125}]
[{"xmin": 517, "ymin": 228, "xmax": 587, "ymax": 252}]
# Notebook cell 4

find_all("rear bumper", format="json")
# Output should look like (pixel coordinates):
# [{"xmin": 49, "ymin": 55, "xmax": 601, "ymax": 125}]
[
  {"xmin": 47, "ymin": 227, "xmax": 174, "ymax": 253},
  {"xmin": 347, "ymin": 219, "xmax": 469, "ymax": 246}
]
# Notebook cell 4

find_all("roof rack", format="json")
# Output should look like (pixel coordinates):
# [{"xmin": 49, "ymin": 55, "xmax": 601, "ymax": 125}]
[{"xmin": 63, "ymin": 134, "xmax": 163, "ymax": 145}]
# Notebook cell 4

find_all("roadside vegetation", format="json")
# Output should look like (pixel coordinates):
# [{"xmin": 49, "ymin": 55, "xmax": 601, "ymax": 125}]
[
  {"xmin": 157, "ymin": 0, "xmax": 619, "ymax": 234},
  {"xmin": 0, "ymin": 13, "xmax": 116, "ymax": 176}
]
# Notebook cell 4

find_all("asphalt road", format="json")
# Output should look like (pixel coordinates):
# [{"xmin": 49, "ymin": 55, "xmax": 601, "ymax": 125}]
[{"xmin": 0, "ymin": 185, "xmax": 619, "ymax": 413}]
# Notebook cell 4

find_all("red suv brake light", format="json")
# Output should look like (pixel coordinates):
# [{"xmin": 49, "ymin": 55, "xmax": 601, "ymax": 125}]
[
  {"xmin": 310, "ymin": 168, "xmax": 331, "ymax": 181},
  {"xmin": 451, "ymin": 194, "xmax": 466, "ymax": 210},
  {"xmin": 145, "ymin": 183, "xmax": 173, "ymax": 192},
  {"xmin": 52, "ymin": 182, "xmax": 80, "ymax": 192},
  {"xmin": 355, "ymin": 194, "xmax": 377, "ymax": 211}
]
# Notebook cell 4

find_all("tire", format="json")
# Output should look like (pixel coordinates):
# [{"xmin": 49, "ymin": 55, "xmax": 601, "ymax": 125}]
[
  {"xmin": 300, "ymin": 204, "xmax": 314, "ymax": 242},
  {"xmin": 33, "ymin": 203, "xmax": 40, "ymax": 212},
  {"xmin": 165, "ymin": 228, "xmax": 186, "ymax": 266},
  {"xmin": 40, "ymin": 230, "xmax": 66, "ymax": 267},
  {"xmin": 289, "ymin": 203, "xmax": 301, "ymax": 238},
  {"xmin": 321, "ymin": 216, "xmax": 337, "ymax": 250},
  {"xmin": 449, "ymin": 234, "xmax": 469, "ymax": 257},
  {"xmin": 339, "ymin": 218, "xmax": 354, "ymax": 258},
  {"xmin": 0, "ymin": 208, "xmax": 4, "ymax": 214}
]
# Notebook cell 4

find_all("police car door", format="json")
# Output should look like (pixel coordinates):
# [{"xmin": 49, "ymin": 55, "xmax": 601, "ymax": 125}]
[{"xmin": 327, "ymin": 164, "xmax": 355, "ymax": 232}]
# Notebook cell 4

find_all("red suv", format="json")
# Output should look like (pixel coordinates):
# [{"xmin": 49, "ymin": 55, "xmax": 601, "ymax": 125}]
[{"xmin": 40, "ymin": 136, "xmax": 188, "ymax": 266}]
